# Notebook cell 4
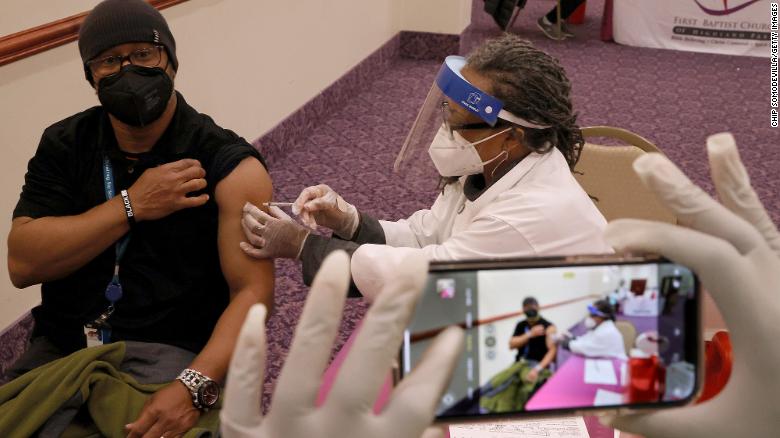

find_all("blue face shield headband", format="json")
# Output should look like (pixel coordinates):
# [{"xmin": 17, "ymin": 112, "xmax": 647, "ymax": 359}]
[
  {"xmin": 436, "ymin": 56, "xmax": 551, "ymax": 129},
  {"xmin": 587, "ymin": 304, "xmax": 610, "ymax": 318}
]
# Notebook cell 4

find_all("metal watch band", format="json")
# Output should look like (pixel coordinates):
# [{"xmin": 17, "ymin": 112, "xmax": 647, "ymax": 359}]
[{"xmin": 176, "ymin": 368, "xmax": 214, "ymax": 409}]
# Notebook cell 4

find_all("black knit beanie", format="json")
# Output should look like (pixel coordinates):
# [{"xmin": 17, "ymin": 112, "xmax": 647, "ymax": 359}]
[{"xmin": 78, "ymin": 0, "xmax": 178, "ymax": 84}]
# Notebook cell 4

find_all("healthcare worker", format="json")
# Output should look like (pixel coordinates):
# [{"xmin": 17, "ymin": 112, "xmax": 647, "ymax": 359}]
[
  {"xmin": 239, "ymin": 35, "xmax": 611, "ymax": 293},
  {"xmin": 222, "ymin": 133, "xmax": 780, "ymax": 438},
  {"xmin": 555, "ymin": 299, "xmax": 627, "ymax": 360}
]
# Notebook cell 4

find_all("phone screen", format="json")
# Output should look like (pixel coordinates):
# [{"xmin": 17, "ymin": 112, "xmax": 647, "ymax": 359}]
[{"xmin": 401, "ymin": 258, "xmax": 699, "ymax": 420}]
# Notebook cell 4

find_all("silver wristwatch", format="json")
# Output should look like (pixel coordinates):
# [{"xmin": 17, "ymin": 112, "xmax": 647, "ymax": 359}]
[{"xmin": 176, "ymin": 368, "xmax": 220, "ymax": 410}]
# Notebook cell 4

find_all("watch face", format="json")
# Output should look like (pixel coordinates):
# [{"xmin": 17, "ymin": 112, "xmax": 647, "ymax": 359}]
[{"xmin": 198, "ymin": 381, "xmax": 220, "ymax": 407}]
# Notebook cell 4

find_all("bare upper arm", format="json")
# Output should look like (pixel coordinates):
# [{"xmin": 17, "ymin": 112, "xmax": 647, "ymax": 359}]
[
  {"xmin": 214, "ymin": 157, "xmax": 274, "ymax": 304},
  {"xmin": 546, "ymin": 324, "xmax": 557, "ymax": 349},
  {"xmin": 9, "ymin": 216, "xmax": 35, "ymax": 237},
  {"xmin": 9, "ymin": 216, "xmax": 35, "ymax": 245},
  {"xmin": 11, "ymin": 217, "xmax": 34, "ymax": 227}
]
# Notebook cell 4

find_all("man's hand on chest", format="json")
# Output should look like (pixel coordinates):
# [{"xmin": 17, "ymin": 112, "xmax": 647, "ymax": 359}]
[{"xmin": 126, "ymin": 159, "xmax": 210, "ymax": 222}]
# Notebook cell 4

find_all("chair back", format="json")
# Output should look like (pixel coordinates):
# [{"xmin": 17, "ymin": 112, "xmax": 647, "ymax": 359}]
[
  {"xmin": 615, "ymin": 320, "xmax": 638, "ymax": 356},
  {"xmin": 574, "ymin": 126, "xmax": 676, "ymax": 224}
]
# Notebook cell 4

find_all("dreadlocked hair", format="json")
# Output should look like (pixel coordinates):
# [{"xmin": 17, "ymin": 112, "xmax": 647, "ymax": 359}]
[{"xmin": 466, "ymin": 34, "xmax": 584, "ymax": 169}]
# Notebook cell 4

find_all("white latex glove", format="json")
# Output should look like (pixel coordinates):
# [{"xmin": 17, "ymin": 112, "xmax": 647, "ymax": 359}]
[
  {"xmin": 602, "ymin": 133, "xmax": 780, "ymax": 437},
  {"xmin": 221, "ymin": 250, "xmax": 465, "ymax": 438},
  {"xmin": 241, "ymin": 203, "xmax": 310, "ymax": 259},
  {"xmin": 292, "ymin": 184, "xmax": 359, "ymax": 239},
  {"xmin": 351, "ymin": 244, "xmax": 428, "ymax": 302},
  {"xmin": 550, "ymin": 331, "xmax": 572, "ymax": 344}
]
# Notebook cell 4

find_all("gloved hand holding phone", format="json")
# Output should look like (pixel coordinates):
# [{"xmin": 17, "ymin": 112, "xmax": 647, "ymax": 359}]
[
  {"xmin": 603, "ymin": 133, "xmax": 780, "ymax": 437},
  {"xmin": 220, "ymin": 251, "xmax": 464, "ymax": 438}
]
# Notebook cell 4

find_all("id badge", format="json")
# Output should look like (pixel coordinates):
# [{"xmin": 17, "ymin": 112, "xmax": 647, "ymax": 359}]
[{"xmin": 84, "ymin": 323, "xmax": 111, "ymax": 347}]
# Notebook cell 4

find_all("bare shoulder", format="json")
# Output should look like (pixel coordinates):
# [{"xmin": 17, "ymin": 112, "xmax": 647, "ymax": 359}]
[
  {"xmin": 214, "ymin": 157, "xmax": 272, "ymax": 207},
  {"xmin": 11, "ymin": 217, "xmax": 34, "ymax": 228}
]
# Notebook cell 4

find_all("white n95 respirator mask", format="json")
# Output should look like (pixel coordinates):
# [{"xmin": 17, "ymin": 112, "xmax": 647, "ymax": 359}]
[{"xmin": 428, "ymin": 125, "xmax": 512, "ymax": 177}]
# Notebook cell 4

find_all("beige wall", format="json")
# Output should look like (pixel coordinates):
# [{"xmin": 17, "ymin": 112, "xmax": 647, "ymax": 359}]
[
  {"xmin": 0, "ymin": 0, "xmax": 102, "ymax": 36},
  {"xmin": 398, "ymin": 0, "xmax": 472, "ymax": 35},
  {"xmin": 0, "ymin": 0, "xmax": 471, "ymax": 331}
]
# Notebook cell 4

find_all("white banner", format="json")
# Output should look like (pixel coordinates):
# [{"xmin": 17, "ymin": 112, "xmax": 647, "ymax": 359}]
[{"xmin": 613, "ymin": 0, "xmax": 771, "ymax": 57}]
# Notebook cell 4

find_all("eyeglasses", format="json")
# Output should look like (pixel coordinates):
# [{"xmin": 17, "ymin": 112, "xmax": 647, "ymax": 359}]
[
  {"xmin": 87, "ymin": 46, "xmax": 165, "ymax": 77},
  {"xmin": 441, "ymin": 101, "xmax": 507, "ymax": 138}
]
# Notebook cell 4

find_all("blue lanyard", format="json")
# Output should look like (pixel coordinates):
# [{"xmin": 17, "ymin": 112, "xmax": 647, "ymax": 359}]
[
  {"xmin": 522, "ymin": 325, "xmax": 530, "ymax": 358},
  {"xmin": 102, "ymin": 155, "xmax": 129, "ymax": 305}
]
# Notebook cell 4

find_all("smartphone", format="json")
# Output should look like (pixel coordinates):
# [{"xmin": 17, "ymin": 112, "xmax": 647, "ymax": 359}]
[{"xmin": 399, "ymin": 254, "xmax": 701, "ymax": 421}]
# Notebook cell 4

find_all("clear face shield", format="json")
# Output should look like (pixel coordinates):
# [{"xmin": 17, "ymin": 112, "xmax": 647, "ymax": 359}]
[{"xmin": 394, "ymin": 56, "xmax": 550, "ymax": 177}]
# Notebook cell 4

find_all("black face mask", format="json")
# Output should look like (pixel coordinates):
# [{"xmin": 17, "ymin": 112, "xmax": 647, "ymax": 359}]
[
  {"xmin": 98, "ymin": 65, "xmax": 173, "ymax": 127},
  {"xmin": 525, "ymin": 308, "xmax": 539, "ymax": 319}
]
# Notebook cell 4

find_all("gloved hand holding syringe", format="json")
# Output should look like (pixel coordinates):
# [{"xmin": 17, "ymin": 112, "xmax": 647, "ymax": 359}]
[{"xmin": 241, "ymin": 185, "xmax": 360, "ymax": 259}]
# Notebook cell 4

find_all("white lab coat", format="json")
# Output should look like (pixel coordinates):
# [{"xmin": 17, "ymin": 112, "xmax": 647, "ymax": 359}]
[
  {"xmin": 379, "ymin": 147, "xmax": 612, "ymax": 259},
  {"xmin": 569, "ymin": 320, "xmax": 628, "ymax": 360},
  {"xmin": 351, "ymin": 148, "xmax": 612, "ymax": 300}
]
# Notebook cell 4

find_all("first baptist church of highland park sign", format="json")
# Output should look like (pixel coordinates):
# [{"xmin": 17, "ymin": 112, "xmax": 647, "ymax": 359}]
[{"xmin": 613, "ymin": 0, "xmax": 771, "ymax": 57}]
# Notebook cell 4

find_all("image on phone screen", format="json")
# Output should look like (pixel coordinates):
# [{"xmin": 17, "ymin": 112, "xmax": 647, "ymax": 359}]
[{"xmin": 401, "ymin": 259, "xmax": 699, "ymax": 419}]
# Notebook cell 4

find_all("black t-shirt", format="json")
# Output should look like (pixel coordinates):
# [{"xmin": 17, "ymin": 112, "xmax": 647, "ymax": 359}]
[
  {"xmin": 13, "ymin": 92, "xmax": 266, "ymax": 355},
  {"xmin": 512, "ymin": 317, "xmax": 553, "ymax": 363}
]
